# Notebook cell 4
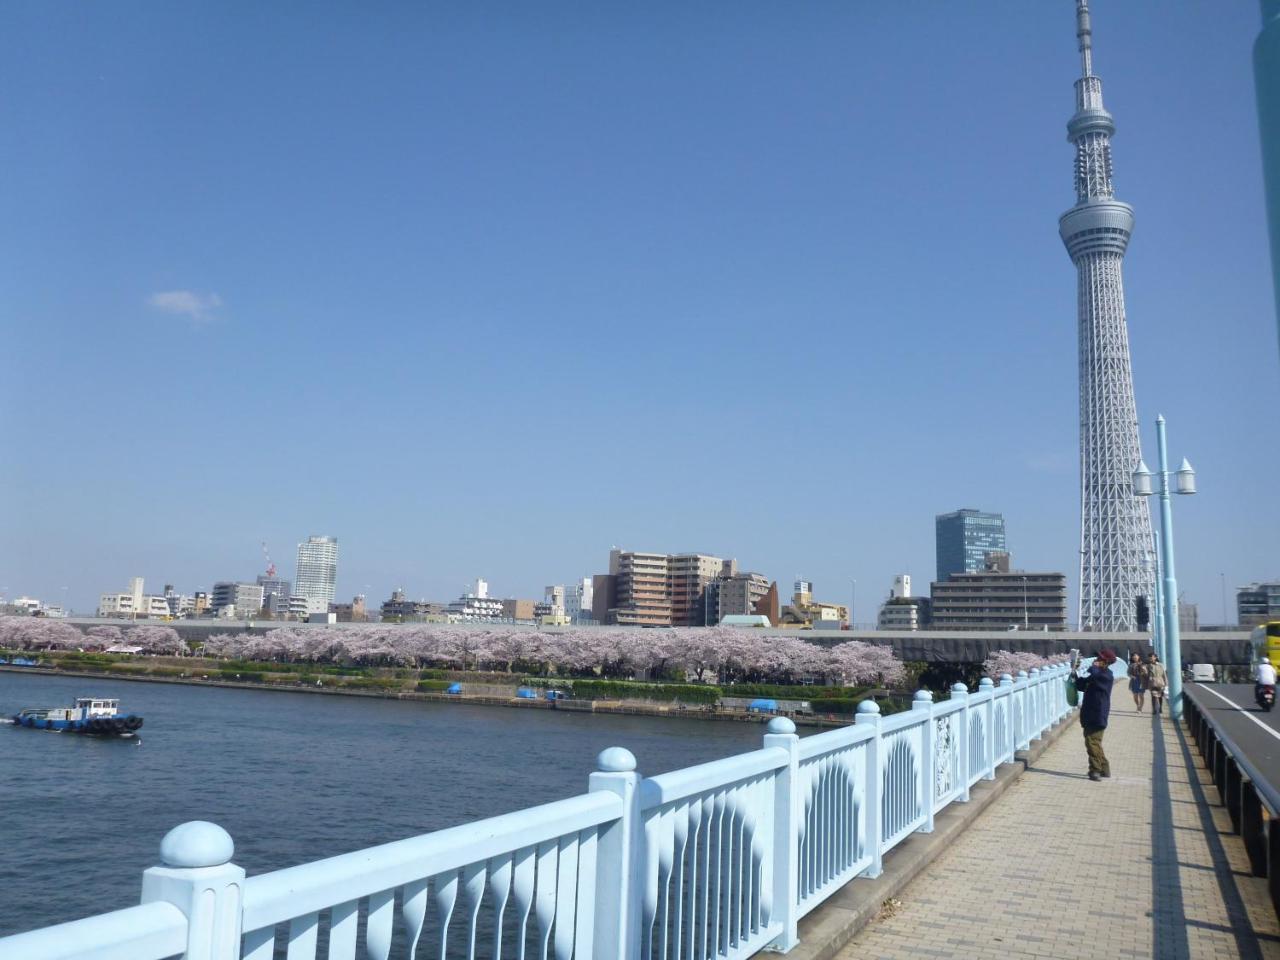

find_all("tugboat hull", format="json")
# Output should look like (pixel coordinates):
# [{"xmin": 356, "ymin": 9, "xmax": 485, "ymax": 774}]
[{"xmin": 13, "ymin": 714, "xmax": 143, "ymax": 737}]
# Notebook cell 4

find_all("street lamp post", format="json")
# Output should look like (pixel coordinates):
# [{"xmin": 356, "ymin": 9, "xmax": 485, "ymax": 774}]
[
  {"xmin": 1149, "ymin": 534, "xmax": 1165, "ymax": 662},
  {"xmin": 1133, "ymin": 415, "xmax": 1197, "ymax": 719}
]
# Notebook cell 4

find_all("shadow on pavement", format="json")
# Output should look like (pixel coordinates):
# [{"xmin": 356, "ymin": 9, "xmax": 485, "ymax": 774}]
[{"xmin": 1165, "ymin": 713, "xmax": 1266, "ymax": 959}]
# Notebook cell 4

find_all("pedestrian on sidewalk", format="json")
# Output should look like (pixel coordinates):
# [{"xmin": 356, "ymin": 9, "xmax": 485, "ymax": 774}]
[
  {"xmin": 1128, "ymin": 653, "xmax": 1149, "ymax": 712},
  {"xmin": 1147, "ymin": 653, "xmax": 1168, "ymax": 715},
  {"xmin": 1075, "ymin": 648, "xmax": 1116, "ymax": 781}
]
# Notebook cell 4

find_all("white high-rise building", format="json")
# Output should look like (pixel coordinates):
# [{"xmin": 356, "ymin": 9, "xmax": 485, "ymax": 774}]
[
  {"xmin": 567, "ymin": 578, "xmax": 593, "ymax": 624},
  {"xmin": 891, "ymin": 575, "xmax": 911, "ymax": 599},
  {"xmin": 295, "ymin": 536, "xmax": 339, "ymax": 615}
]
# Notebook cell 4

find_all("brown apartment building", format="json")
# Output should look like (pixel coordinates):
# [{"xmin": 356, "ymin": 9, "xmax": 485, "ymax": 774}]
[{"xmin": 592, "ymin": 549, "xmax": 736, "ymax": 627}]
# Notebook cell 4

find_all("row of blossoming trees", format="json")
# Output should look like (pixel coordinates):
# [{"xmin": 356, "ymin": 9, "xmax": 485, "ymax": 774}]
[
  {"xmin": 0, "ymin": 619, "xmax": 908, "ymax": 688},
  {"xmin": 1, "ymin": 618, "xmax": 1062, "ymax": 688},
  {"xmin": 201, "ymin": 625, "xmax": 910, "ymax": 687},
  {"xmin": 0, "ymin": 619, "xmax": 185, "ymax": 655}
]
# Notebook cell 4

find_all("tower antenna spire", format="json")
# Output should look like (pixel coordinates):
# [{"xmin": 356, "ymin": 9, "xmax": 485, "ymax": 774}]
[{"xmin": 1076, "ymin": 0, "xmax": 1093, "ymax": 77}]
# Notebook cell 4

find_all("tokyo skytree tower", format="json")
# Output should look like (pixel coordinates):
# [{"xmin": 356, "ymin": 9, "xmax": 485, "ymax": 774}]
[{"xmin": 1058, "ymin": 0, "xmax": 1154, "ymax": 631}]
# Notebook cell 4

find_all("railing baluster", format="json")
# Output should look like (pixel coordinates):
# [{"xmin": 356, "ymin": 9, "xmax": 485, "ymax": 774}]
[
  {"xmin": 434, "ymin": 872, "xmax": 459, "ymax": 960},
  {"xmin": 401, "ymin": 878, "xmax": 428, "ymax": 960},
  {"xmin": 329, "ymin": 900, "xmax": 358, "ymax": 960},
  {"xmin": 287, "ymin": 912, "xmax": 319, "ymax": 960},
  {"xmin": 670, "ymin": 802, "xmax": 690, "ymax": 960},
  {"xmin": 242, "ymin": 927, "xmax": 275, "ymax": 960},
  {"xmin": 489, "ymin": 854, "xmax": 514, "ymax": 960},
  {"xmin": 686, "ymin": 798, "xmax": 705, "ymax": 960},
  {"xmin": 513, "ymin": 846, "xmax": 537, "ymax": 960},
  {"xmin": 553, "ymin": 836, "xmax": 578, "ymax": 960},
  {"xmin": 365, "ymin": 889, "xmax": 394, "ymax": 960},
  {"xmin": 574, "ymin": 828, "xmax": 599, "ymax": 960},
  {"xmin": 535, "ymin": 840, "xmax": 559, "ymax": 960},
  {"xmin": 657, "ymin": 806, "xmax": 675, "ymax": 960},
  {"xmin": 463, "ymin": 862, "xmax": 488, "ymax": 960}
]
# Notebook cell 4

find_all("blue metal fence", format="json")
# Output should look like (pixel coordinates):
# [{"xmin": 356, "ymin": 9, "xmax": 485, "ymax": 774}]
[{"xmin": 0, "ymin": 663, "xmax": 1074, "ymax": 960}]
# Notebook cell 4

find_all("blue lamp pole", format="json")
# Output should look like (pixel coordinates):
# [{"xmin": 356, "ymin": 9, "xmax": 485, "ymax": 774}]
[
  {"xmin": 1151, "ymin": 530, "xmax": 1165, "ymax": 662},
  {"xmin": 1133, "ymin": 415, "xmax": 1197, "ymax": 719}
]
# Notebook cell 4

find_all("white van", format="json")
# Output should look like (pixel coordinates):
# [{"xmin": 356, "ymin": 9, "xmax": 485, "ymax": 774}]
[{"xmin": 1190, "ymin": 663, "xmax": 1215, "ymax": 683}]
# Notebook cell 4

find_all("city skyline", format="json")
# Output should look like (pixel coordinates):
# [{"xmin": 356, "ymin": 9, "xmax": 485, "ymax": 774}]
[{"xmin": 3, "ymin": 3, "xmax": 1277, "ymax": 623}]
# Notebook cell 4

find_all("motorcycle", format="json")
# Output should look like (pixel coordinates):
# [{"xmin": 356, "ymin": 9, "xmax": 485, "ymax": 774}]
[{"xmin": 1257, "ymin": 684, "xmax": 1276, "ymax": 713}]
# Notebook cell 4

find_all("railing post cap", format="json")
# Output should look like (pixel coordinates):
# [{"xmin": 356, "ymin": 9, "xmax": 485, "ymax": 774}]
[
  {"xmin": 978, "ymin": 677, "xmax": 994, "ymax": 688},
  {"xmin": 596, "ymin": 746, "xmax": 637, "ymax": 773},
  {"xmin": 951, "ymin": 682, "xmax": 968, "ymax": 694},
  {"xmin": 1030, "ymin": 667, "xmax": 1040, "ymax": 676},
  {"xmin": 856, "ymin": 698, "xmax": 881, "ymax": 715},
  {"xmin": 766, "ymin": 716, "xmax": 797, "ymax": 735},
  {"xmin": 1016, "ymin": 670, "xmax": 1028, "ymax": 679},
  {"xmin": 160, "ymin": 821, "xmax": 234, "ymax": 868},
  {"xmin": 913, "ymin": 689, "xmax": 933, "ymax": 702}
]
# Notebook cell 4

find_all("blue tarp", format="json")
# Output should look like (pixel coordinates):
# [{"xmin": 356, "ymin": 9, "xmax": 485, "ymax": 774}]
[
  {"xmin": 748, "ymin": 699, "xmax": 778, "ymax": 713},
  {"xmin": 446, "ymin": 683, "xmax": 462, "ymax": 695},
  {"xmin": 516, "ymin": 687, "xmax": 538, "ymax": 699}
]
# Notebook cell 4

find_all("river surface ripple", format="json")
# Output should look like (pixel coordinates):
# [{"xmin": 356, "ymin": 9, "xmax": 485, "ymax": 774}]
[{"xmin": 0, "ymin": 671, "xmax": 774, "ymax": 937}]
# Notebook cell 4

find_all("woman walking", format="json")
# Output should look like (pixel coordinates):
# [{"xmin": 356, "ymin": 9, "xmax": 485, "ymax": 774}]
[
  {"xmin": 1147, "ymin": 653, "xmax": 1168, "ymax": 716},
  {"xmin": 1128, "ymin": 653, "xmax": 1149, "ymax": 712}
]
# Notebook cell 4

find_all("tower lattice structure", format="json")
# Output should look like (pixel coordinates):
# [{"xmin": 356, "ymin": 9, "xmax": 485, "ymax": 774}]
[{"xmin": 1058, "ymin": 0, "xmax": 1154, "ymax": 631}]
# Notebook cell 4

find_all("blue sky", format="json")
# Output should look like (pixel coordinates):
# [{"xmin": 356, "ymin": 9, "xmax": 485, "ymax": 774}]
[{"xmin": 2, "ymin": 2, "xmax": 1276, "ymax": 623}]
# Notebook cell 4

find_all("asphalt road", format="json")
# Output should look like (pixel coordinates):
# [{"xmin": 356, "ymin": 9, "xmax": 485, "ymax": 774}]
[{"xmin": 1184, "ymin": 682, "xmax": 1280, "ymax": 800}]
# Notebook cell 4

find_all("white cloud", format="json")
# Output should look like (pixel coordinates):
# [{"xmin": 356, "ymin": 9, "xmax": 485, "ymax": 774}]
[{"xmin": 147, "ymin": 290, "xmax": 223, "ymax": 323}]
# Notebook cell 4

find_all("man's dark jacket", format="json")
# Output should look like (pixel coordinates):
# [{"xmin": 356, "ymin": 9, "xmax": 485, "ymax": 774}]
[{"xmin": 1074, "ymin": 664, "xmax": 1114, "ymax": 729}]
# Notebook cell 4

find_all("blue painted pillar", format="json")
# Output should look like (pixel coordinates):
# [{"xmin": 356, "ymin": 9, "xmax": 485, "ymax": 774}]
[
  {"xmin": 1155, "ymin": 418, "xmax": 1185, "ymax": 720},
  {"xmin": 1257, "ymin": 0, "xmax": 1280, "ymax": 349}
]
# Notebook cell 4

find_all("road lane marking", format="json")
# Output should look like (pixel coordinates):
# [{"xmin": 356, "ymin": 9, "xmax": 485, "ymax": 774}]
[{"xmin": 1196, "ymin": 684, "xmax": 1280, "ymax": 744}]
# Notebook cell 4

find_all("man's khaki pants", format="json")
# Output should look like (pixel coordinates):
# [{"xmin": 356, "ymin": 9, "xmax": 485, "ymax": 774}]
[{"xmin": 1083, "ymin": 725, "xmax": 1109, "ymax": 777}]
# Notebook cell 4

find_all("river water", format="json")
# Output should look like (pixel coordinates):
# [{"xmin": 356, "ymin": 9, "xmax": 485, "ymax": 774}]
[{"xmin": 0, "ymin": 671, "xmax": 772, "ymax": 938}]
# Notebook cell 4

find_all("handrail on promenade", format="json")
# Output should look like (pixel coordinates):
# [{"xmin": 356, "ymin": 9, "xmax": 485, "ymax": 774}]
[
  {"xmin": 1181, "ymin": 684, "xmax": 1280, "ymax": 921},
  {"xmin": 0, "ymin": 662, "xmax": 1077, "ymax": 960}
]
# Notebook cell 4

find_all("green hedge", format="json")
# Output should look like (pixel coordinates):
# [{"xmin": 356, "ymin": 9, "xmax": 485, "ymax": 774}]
[
  {"xmin": 336, "ymin": 677, "xmax": 402, "ymax": 691},
  {"xmin": 416, "ymin": 679, "xmax": 454, "ymax": 692}
]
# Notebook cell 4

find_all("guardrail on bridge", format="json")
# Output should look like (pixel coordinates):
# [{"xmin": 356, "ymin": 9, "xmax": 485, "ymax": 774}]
[
  {"xmin": 1183, "ymin": 687, "xmax": 1280, "ymax": 921},
  {"xmin": 0, "ymin": 663, "xmax": 1075, "ymax": 960}
]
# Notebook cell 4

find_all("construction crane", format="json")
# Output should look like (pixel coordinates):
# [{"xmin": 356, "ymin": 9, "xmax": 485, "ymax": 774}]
[{"xmin": 262, "ymin": 542, "xmax": 277, "ymax": 579}]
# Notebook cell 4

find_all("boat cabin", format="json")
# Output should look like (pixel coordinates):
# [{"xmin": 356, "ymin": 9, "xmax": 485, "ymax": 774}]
[{"xmin": 74, "ymin": 698, "xmax": 120, "ymax": 719}]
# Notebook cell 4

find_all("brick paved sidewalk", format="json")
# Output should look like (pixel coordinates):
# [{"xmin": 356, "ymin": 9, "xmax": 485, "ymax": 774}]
[{"xmin": 836, "ymin": 685, "xmax": 1280, "ymax": 960}]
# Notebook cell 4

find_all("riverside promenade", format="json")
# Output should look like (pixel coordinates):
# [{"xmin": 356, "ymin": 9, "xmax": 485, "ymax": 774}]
[{"xmin": 836, "ymin": 685, "xmax": 1280, "ymax": 960}]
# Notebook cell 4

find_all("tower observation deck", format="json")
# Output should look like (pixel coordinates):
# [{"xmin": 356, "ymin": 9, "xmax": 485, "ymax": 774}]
[{"xmin": 1058, "ymin": 0, "xmax": 1154, "ymax": 631}]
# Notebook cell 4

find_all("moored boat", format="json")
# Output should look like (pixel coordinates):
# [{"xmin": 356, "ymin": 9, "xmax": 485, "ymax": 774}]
[{"xmin": 12, "ymin": 697, "xmax": 143, "ymax": 737}]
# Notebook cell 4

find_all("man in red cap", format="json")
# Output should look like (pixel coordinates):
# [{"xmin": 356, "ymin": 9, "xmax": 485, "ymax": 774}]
[{"xmin": 1074, "ymin": 648, "xmax": 1117, "ymax": 780}]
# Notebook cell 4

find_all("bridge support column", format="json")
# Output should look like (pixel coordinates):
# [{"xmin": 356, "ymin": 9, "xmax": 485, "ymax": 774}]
[
  {"xmin": 141, "ymin": 821, "xmax": 244, "ymax": 960},
  {"xmin": 763, "ymin": 718, "xmax": 800, "ymax": 953},
  {"xmin": 590, "ymin": 747, "xmax": 642, "ymax": 960},
  {"xmin": 914, "ymin": 690, "xmax": 935, "ymax": 834},
  {"xmin": 952, "ymin": 683, "xmax": 971, "ymax": 803},
  {"xmin": 857, "ymin": 700, "xmax": 883, "ymax": 878}
]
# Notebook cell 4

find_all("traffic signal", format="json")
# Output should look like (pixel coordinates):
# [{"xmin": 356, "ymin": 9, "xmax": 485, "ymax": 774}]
[{"xmin": 1136, "ymin": 595, "xmax": 1150, "ymax": 630}]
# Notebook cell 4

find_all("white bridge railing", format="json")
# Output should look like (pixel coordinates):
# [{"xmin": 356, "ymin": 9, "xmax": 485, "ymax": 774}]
[{"xmin": 1, "ymin": 663, "xmax": 1073, "ymax": 960}]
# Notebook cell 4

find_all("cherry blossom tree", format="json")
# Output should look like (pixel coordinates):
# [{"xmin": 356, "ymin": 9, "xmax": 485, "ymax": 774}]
[
  {"xmin": 124, "ymin": 625, "xmax": 185, "ymax": 655},
  {"xmin": 982, "ymin": 650, "xmax": 1055, "ymax": 680}
]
